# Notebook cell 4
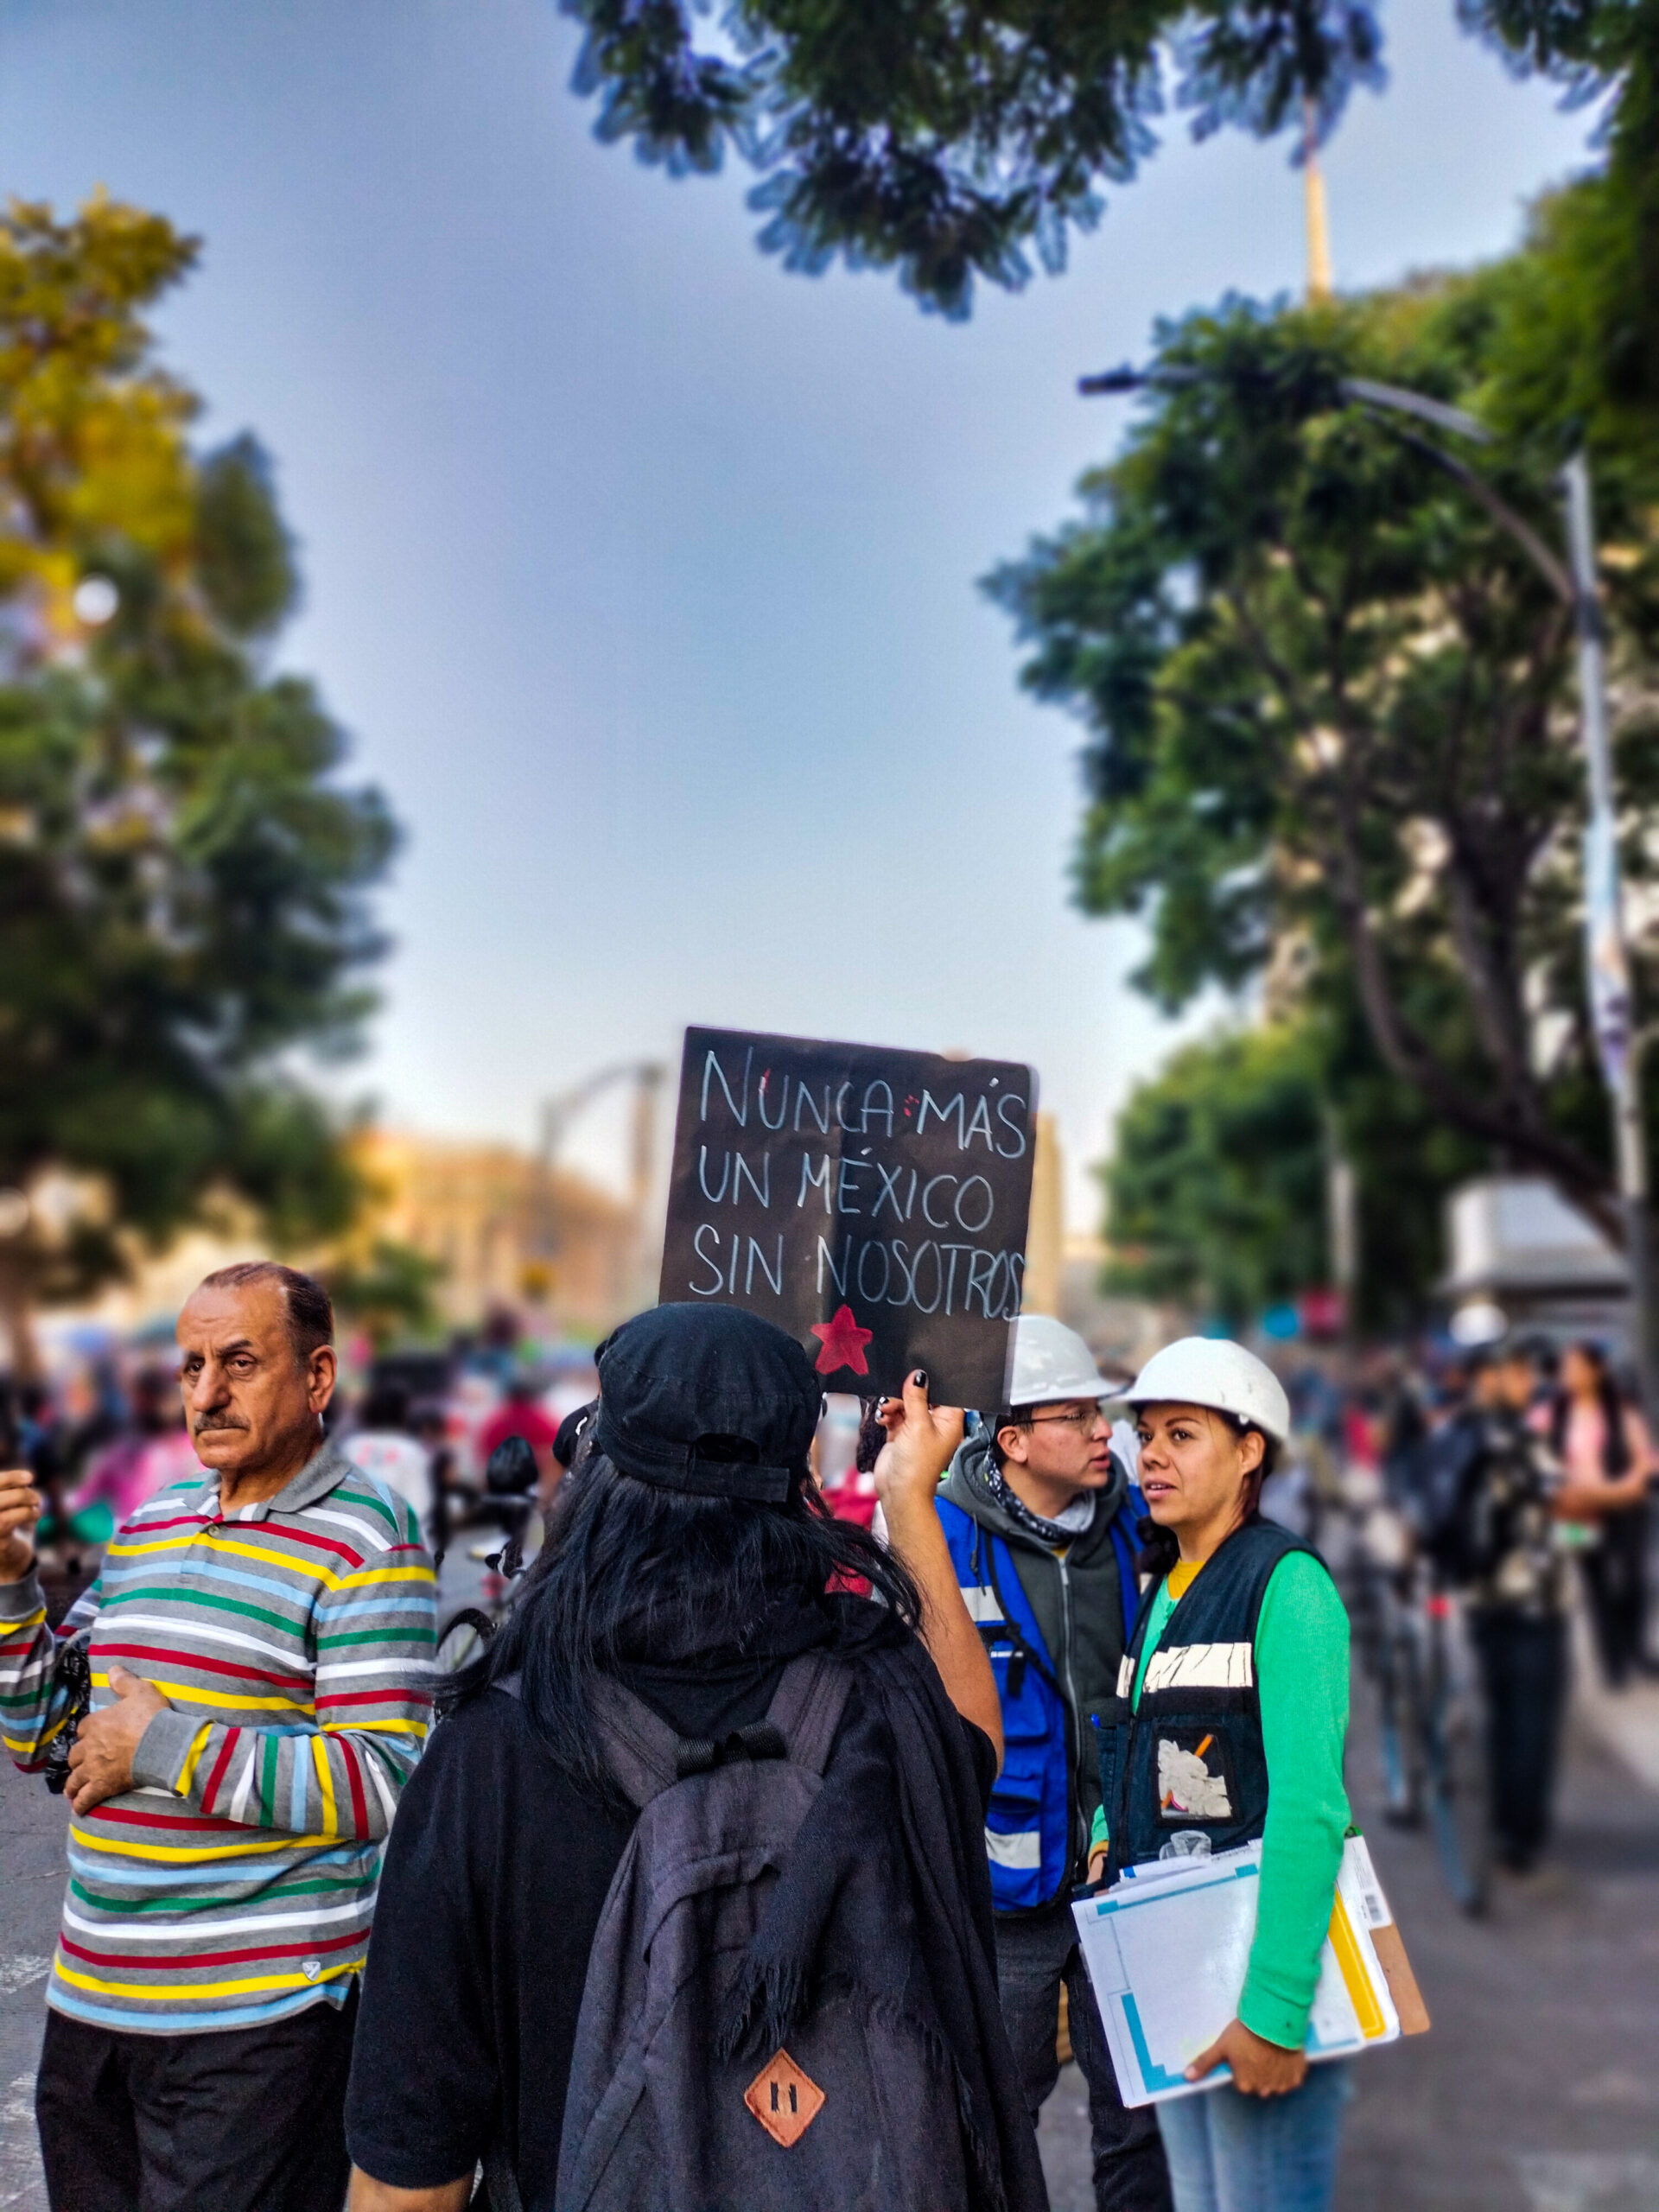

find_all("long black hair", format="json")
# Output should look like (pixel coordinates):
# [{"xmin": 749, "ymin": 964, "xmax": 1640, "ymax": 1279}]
[
  {"xmin": 1135, "ymin": 1414, "xmax": 1279, "ymax": 1581},
  {"xmin": 1550, "ymin": 1340, "xmax": 1631, "ymax": 1477},
  {"xmin": 447, "ymin": 1451, "xmax": 921, "ymax": 1798}
]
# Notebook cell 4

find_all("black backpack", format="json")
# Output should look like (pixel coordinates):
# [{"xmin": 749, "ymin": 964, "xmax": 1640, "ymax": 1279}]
[
  {"xmin": 487, "ymin": 1652, "xmax": 978, "ymax": 2212},
  {"xmin": 1406, "ymin": 1414, "xmax": 1490, "ymax": 1583}
]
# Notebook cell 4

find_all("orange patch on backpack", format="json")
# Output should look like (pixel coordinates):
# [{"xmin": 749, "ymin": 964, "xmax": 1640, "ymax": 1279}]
[{"xmin": 744, "ymin": 2049, "xmax": 825, "ymax": 2147}]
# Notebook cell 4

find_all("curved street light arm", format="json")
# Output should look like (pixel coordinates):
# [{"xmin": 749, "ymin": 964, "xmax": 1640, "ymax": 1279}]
[
  {"xmin": 1375, "ymin": 420, "xmax": 1576, "ymax": 607},
  {"xmin": 1336, "ymin": 377, "xmax": 1491, "ymax": 445}
]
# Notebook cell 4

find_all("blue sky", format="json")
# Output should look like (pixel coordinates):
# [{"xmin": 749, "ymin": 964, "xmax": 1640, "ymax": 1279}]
[{"xmin": 0, "ymin": 0, "xmax": 1601, "ymax": 1223}]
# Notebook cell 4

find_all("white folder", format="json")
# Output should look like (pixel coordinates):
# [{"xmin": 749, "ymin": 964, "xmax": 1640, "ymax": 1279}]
[{"xmin": 1070, "ymin": 1835, "xmax": 1401, "ymax": 2107}]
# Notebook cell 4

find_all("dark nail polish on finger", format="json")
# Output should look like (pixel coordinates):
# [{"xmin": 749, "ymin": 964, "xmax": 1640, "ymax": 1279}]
[{"xmin": 912, "ymin": 1370, "xmax": 928, "ymax": 1389}]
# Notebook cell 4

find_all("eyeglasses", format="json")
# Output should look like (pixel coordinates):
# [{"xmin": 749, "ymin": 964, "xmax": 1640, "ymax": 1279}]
[{"xmin": 1026, "ymin": 1402, "xmax": 1109, "ymax": 1433}]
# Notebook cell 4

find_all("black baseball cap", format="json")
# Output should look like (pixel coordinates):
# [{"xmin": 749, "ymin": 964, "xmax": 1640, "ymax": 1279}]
[{"xmin": 593, "ymin": 1304, "xmax": 821, "ymax": 1503}]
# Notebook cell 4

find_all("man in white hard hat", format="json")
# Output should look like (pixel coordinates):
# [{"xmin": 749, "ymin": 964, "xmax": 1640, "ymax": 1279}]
[{"xmin": 933, "ymin": 1314, "xmax": 1171, "ymax": 2212}]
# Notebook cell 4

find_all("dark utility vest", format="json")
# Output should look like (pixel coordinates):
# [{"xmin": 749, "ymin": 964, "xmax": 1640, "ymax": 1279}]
[{"xmin": 1094, "ymin": 1519, "xmax": 1326, "ymax": 1883}]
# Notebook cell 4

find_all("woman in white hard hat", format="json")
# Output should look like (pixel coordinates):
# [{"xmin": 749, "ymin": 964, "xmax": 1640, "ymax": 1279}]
[{"xmin": 1085, "ymin": 1338, "xmax": 1351, "ymax": 2212}]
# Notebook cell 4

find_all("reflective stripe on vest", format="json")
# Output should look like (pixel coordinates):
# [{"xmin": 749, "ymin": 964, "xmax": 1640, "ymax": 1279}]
[
  {"xmin": 1142, "ymin": 1641, "xmax": 1255, "ymax": 1694},
  {"xmin": 984, "ymin": 1827, "xmax": 1042, "ymax": 1870},
  {"xmin": 1115, "ymin": 1638, "xmax": 1255, "ymax": 1700},
  {"xmin": 959, "ymin": 1585, "xmax": 1005, "ymax": 1624}
]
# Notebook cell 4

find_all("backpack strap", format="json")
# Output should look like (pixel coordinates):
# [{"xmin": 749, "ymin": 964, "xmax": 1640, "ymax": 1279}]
[
  {"xmin": 588, "ymin": 1676, "xmax": 687, "ymax": 1808},
  {"xmin": 762, "ymin": 1649, "xmax": 853, "ymax": 1777}
]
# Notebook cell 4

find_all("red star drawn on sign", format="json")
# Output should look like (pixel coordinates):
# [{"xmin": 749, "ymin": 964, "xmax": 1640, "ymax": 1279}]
[{"xmin": 810, "ymin": 1303, "xmax": 874, "ymax": 1377}]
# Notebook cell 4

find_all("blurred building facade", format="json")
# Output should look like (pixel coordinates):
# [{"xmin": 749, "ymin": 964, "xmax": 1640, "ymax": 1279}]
[
  {"xmin": 31, "ymin": 1130, "xmax": 645, "ymax": 1357},
  {"xmin": 1023, "ymin": 1116, "xmax": 1167, "ymax": 1379},
  {"xmin": 1441, "ymin": 1173, "xmax": 1630, "ymax": 1349},
  {"xmin": 354, "ymin": 1131, "xmax": 645, "ymax": 1338}
]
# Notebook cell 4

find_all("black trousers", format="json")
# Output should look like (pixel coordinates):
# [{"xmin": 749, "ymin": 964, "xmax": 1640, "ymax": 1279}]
[
  {"xmin": 1471, "ymin": 1610, "xmax": 1567, "ymax": 1871},
  {"xmin": 995, "ymin": 1901, "xmax": 1173, "ymax": 2212},
  {"xmin": 1580, "ymin": 1505, "xmax": 1649, "ymax": 1688},
  {"xmin": 35, "ymin": 1988, "xmax": 357, "ymax": 2212}
]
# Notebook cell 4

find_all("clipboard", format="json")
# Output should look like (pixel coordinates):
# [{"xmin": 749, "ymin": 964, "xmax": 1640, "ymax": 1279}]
[{"xmin": 1071, "ymin": 1833, "xmax": 1426, "ymax": 2107}]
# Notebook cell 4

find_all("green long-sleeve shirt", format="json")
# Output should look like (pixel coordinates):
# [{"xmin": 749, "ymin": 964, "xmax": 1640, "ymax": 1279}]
[{"xmin": 1090, "ymin": 1550, "xmax": 1351, "ymax": 2049}]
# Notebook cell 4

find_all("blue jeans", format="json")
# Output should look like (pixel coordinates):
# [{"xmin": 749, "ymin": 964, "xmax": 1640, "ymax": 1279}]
[{"xmin": 1154, "ymin": 2061, "xmax": 1349, "ymax": 2212}]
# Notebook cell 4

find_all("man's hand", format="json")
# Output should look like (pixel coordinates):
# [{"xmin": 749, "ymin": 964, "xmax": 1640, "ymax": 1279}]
[
  {"xmin": 0, "ymin": 1469, "xmax": 42, "ymax": 1583},
  {"xmin": 65, "ymin": 1668, "xmax": 170, "ymax": 1815},
  {"xmin": 873, "ymin": 1372, "xmax": 963, "ymax": 1510},
  {"xmin": 1185, "ymin": 2016, "xmax": 1307, "ymax": 2096}
]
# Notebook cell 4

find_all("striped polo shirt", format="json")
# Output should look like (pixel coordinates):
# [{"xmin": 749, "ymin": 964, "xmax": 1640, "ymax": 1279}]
[{"xmin": 0, "ymin": 1436, "xmax": 435, "ymax": 2034}]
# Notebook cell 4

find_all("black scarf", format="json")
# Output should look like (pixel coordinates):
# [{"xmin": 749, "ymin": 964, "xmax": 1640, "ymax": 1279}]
[
  {"xmin": 718, "ymin": 1601, "xmax": 1048, "ymax": 2212},
  {"xmin": 981, "ymin": 1452, "xmax": 1096, "ymax": 1547}
]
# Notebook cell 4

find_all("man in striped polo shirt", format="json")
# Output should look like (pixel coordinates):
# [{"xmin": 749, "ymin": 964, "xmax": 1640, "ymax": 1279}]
[{"xmin": 0, "ymin": 1261, "xmax": 436, "ymax": 2212}]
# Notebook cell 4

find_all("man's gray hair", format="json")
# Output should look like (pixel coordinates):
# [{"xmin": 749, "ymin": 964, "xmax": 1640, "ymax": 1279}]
[{"xmin": 197, "ymin": 1262, "xmax": 334, "ymax": 1363}]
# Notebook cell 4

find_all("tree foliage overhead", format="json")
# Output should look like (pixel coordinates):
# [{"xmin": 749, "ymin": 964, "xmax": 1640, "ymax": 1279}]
[
  {"xmin": 560, "ymin": 0, "xmax": 1385, "ymax": 315},
  {"xmin": 558, "ymin": 0, "xmax": 1659, "ymax": 319},
  {"xmin": 0, "ymin": 197, "xmax": 396, "ymax": 1350},
  {"xmin": 986, "ymin": 271, "xmax": 1659, "ymax": 1243}
]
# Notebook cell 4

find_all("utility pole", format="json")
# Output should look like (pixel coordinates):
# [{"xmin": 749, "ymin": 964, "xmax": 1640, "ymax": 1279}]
[
  {"xmin": 1303, "ymin": 98, "xmax": 1332, "ymax": 303},
  {"xmin": 1561, "ymin": 452, "xmax": 1656, "ymax": 1423},
  {"xmin": 1326, "ymin": 1129, "xmax": 1359, "ymax": 1352}
]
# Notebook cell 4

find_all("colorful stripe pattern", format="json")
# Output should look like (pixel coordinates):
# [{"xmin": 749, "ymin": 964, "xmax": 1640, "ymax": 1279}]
[{"xmin": 0, "ymin": 1437, "xmax": 435, "ymax": 2032}]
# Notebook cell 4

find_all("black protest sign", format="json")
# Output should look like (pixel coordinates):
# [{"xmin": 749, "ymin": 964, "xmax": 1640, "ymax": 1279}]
[{"xmin": 659, "ymin": 1027, "xmax": 1038, "ymax": 1408}]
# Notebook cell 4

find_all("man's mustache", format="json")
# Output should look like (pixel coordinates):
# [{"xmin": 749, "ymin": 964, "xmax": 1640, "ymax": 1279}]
[{"xmin": 193, "ymin": 1417, "xmax": 249, "ymax": 1435}]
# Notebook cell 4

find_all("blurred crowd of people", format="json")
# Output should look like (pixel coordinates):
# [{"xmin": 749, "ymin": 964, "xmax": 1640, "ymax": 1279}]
[
  {"xmin": 1280, "ymin": 1330, "xmax": 1657, "ymax": 1882},
  {"xmin": 3, "ymin": 1269, "xmax": 1656, "ymax": 2212},
  {"xmin": 0, "ymin": 1319, "xmax": 605, "ymax": 1615}
]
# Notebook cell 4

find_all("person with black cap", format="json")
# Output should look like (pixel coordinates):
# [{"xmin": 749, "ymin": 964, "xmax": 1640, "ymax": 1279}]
[{"xmin": 343, "ymin": 1304, "xmax": 1046, "ymax": 2212}]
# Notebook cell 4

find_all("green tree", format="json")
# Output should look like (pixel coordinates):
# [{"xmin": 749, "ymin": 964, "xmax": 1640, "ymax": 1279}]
[
  {"xmin": 327, "ymin": 1240, "xmax": 447, "ymax": 1353},
  {"xmin": 560, "ymin": 0, "xmax": 1385, "ymax": 315},
  {"xmin": 985, "ymin": 275, "xmax": 1659, "ymax": 1250},
  {"xmin": 1460, "ymin": 0, "xmax": 1659, "ymax": 442},
  {"xmin": 1105, "ymin": 997, "xmax": 1483, "ymax": 1329},
  {"xmin": 556, "ymin": 0, "xmax": 1656, "ymax": 319},
  {"xmin": 0, "ymin": 198, "xmax": 396, "ymax": 1370},
  {"xmin": 1104, "ymin": 1023, "xmax": 1329, "ymax": 1325}
]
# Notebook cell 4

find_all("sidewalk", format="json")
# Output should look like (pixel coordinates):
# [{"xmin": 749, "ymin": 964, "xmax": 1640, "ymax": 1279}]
[{"xmin": 1568, "ymin": 1607, "xmax": 1659, "ymax": 1791}]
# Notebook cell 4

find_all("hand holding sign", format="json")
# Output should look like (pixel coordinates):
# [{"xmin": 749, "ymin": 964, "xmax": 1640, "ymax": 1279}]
[
  {"xmin": 873, "ymin": 1374, "xmax": 964, "ymax": 1514},
  {"xmin": 659, "ymin": 1027, "xmax": 1038, "ymax": 1407}
]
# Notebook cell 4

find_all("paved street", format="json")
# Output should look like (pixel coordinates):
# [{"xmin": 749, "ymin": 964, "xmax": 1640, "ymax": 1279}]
[
  {"xmin": 4, "ymin": 1599, "xmax": 1659, "ymax": 2212},
  {"xmin": 0, "ymin": 1774, "xmax": 62, "ymax": 2212}
]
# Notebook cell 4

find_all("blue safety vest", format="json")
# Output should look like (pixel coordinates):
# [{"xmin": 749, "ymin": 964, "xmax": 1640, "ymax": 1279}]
[{"xmin": 938, "ymin": 1491, "xmax": 1143, "ymax": 1911}]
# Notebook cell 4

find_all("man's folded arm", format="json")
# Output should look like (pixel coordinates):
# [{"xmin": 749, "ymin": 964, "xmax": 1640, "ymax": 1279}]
[{"xmin": 131, "ymin": 1553, "xmax": 436, "ymax": 1834}]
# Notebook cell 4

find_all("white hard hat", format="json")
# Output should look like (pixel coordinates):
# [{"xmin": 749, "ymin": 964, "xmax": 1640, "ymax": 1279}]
[
  {"xmin": 1117, "ymin": 1337, "xmax": 1290, "ymax": 1446},
  {"xmin": 1004, "ymin": 1314, "xmax": 1117, "ymax": 1408}
]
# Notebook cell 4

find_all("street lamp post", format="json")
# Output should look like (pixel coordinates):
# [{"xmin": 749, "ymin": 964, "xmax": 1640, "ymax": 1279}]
[
  {"xmin": 1561, "ymin": 452, "xmax": 1656, "ymax": 1420},
  {"xmin": 1080, "ymin": 365, "xmax": 1656, "ymax": 1416}
]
